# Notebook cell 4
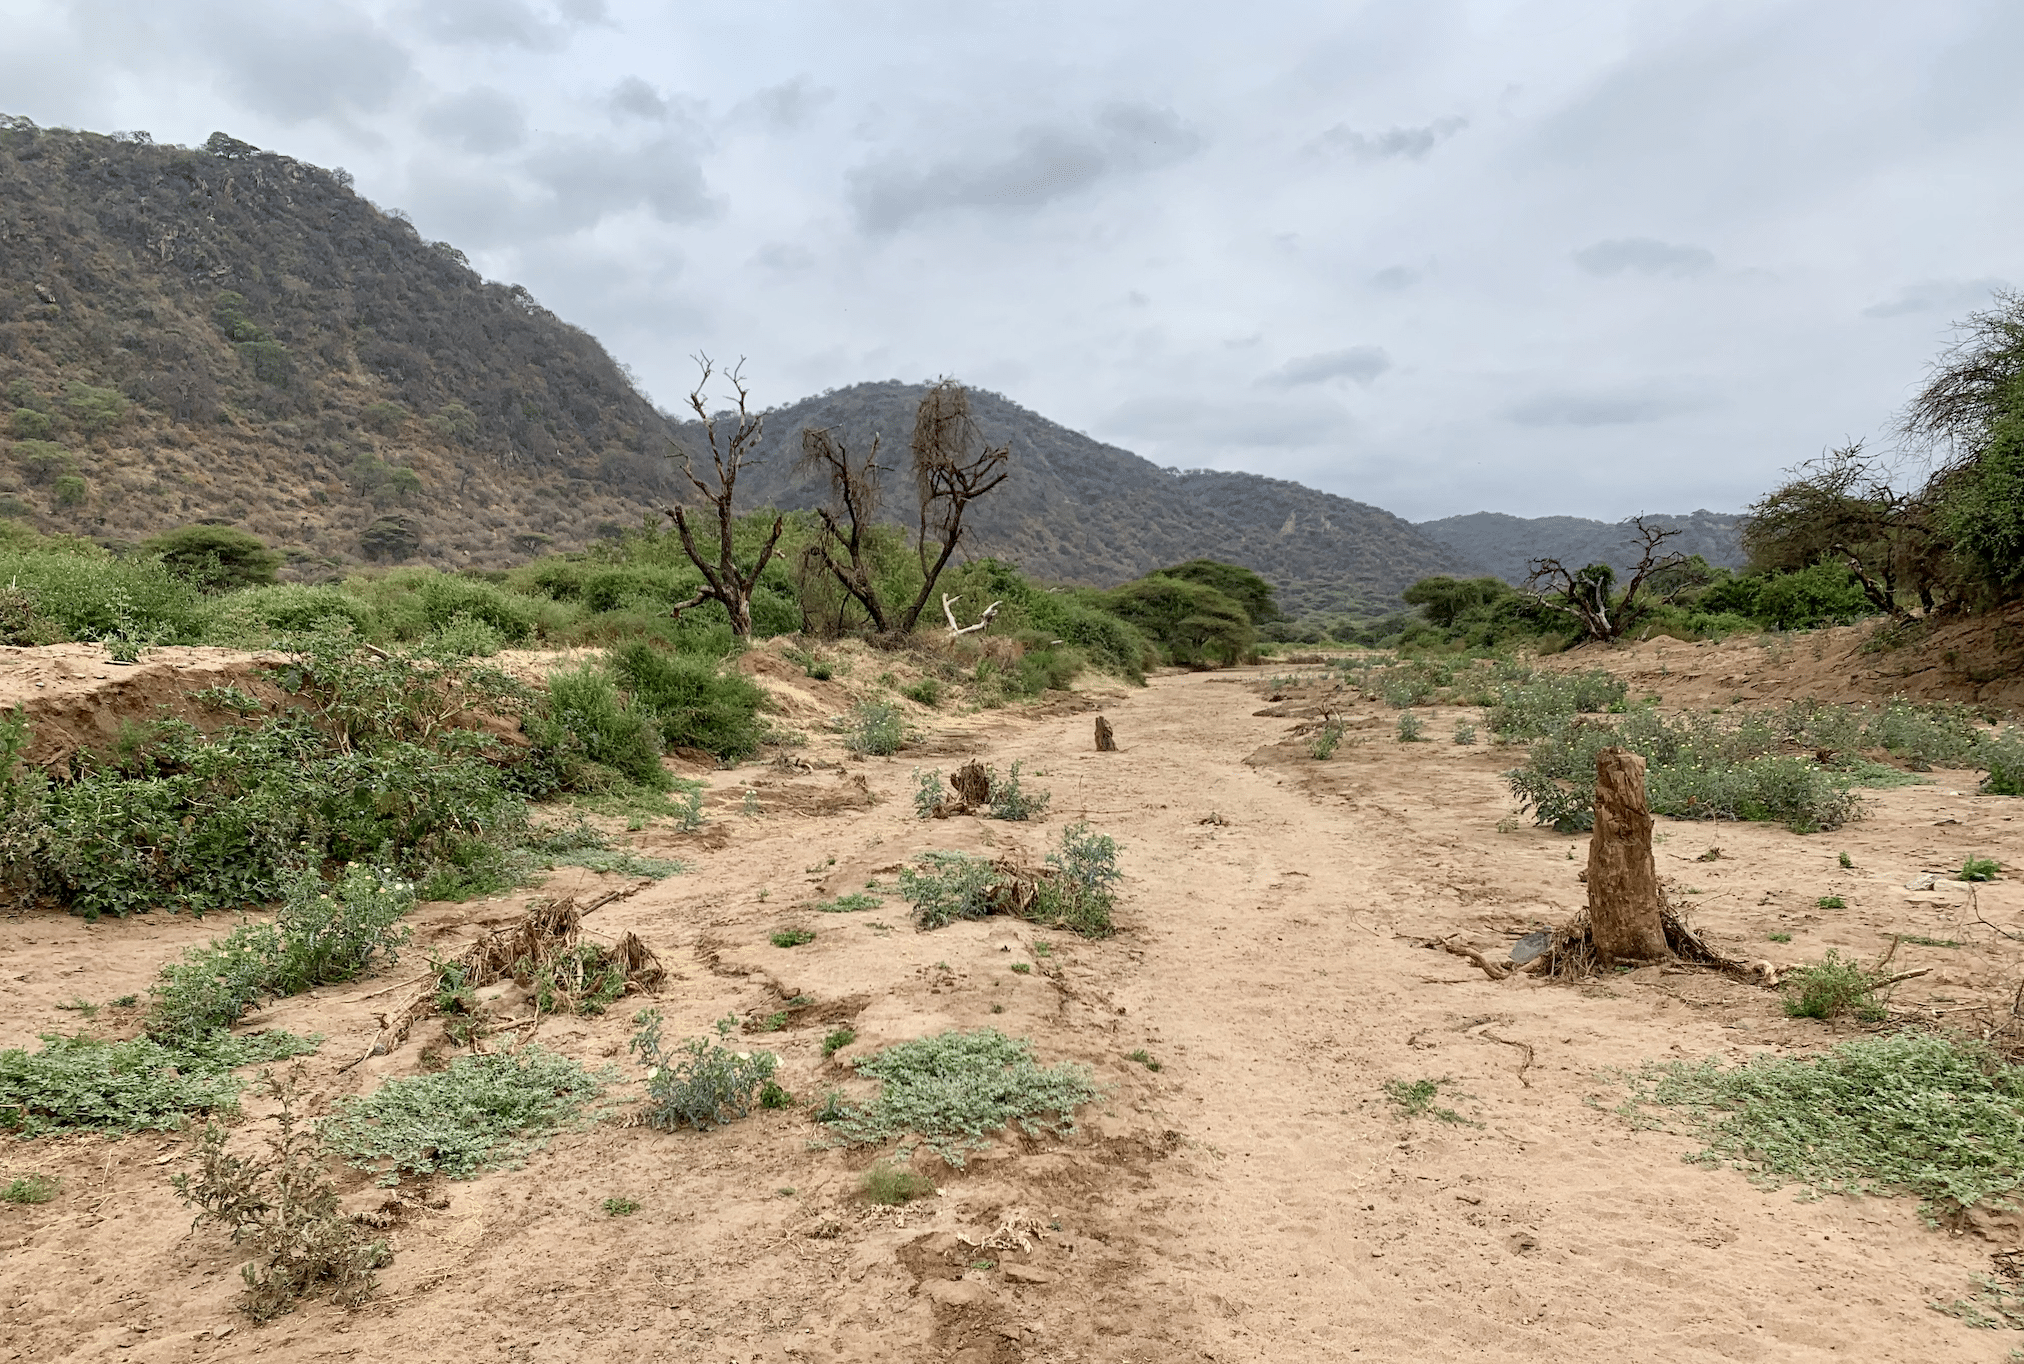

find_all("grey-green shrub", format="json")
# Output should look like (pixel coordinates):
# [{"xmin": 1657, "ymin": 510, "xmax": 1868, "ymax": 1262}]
[
  {"xmin": 628, "ymin": 1010, "xmax": 779, "ymax": 1131},
  {"xmin": 899, "ymin": 851, "xmax": 997, "ymax": 929},
  {"xmin": 827, "ymin": 1028, "xmax": 1100, "ymax": 1165}
]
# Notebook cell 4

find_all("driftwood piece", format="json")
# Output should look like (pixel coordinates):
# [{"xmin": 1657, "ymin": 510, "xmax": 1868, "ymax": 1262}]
[
  {"xmin": 1095, "ymin": 716, "xmax": 1116, "ymax": 752},
  {"xmin": 1586, "ymin": 748, "xmax": 1669, "ymax": 963},
  {"xmin": 1439, "ymin": 936, "xmax": 1509, "ymax": 980},
  {"xmin": 942, "ymin": 594, "xmax": 1002, "ymax": 637}
]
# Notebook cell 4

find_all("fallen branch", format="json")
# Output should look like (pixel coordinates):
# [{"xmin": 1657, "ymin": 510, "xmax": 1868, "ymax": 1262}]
[{"xmin": 942, "ymin": 593, "xmax": 1001, "ymax": 638}]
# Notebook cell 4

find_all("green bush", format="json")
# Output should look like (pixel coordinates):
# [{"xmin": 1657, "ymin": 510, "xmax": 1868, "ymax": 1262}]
[
  {"xmin": 8, "ymin": 407, "xmax": 52, "ymax": 440},
  {"xmin": 826, "ymin": 1028, "xmax": 1100, "ymax": 1165},
  {"xmin": 1101, "ymin": 574, "xmax": 1255, "ymax": 666},
  {"xmin": 11, "ymin": 439, "xmax": 72, "ymax": 481},
  {"xmin": 836, "ymin": 700, "xmax": 910, "ymax": 756},
  {"xmin": 1983, "ymin": 729, "xmax": 2024, "ymax": 795},
  {"xmin": 141, "ymin": 525, "xmax": 281, "ymax": 591},
  {"xmin": 1, "ymin": 1174, "xmax": 59, "ymax": 1204},
  {"xmin": 628, "ymin": 1010, "xmax": 779, "ymax": 1132},
  {"xmin": 899, "ymin": 851, "xmax": 997, "ymax": 929},
  {"xmin": 525, "ymin": 665, "xmax": 668, "ymax": 793},
  {"xmin": 323, "ymin": 1047, "xmax": 611, "ymax": 1179},
  {"xmin": 863, "ymin": 1163, "xmax": 935, "ymax": 1204},
  {"xmin": 608, "ymin": 640, "xmax": 767, "ymax": 760},
  {"xmin": 221, "ymin": 584, "xmax": 378, "ymax": 638},
  {"xmin": 986, "ymin": 760, "xmax": 1050, "ymax": 820},
  {"xmin": 63, "ymin": 383, "xmax": 127, "ymax": 433},
  {"xmin": 1035, "ymin": 821, "xmax": 1122, "ymax": 937},
  {"xmin": 1781, "ymin": 951, "xmax": 1886, "ymax": 1020},
  {"xmin": 900, "ymin": 678, "xmax": 942, "ymax": 707}
]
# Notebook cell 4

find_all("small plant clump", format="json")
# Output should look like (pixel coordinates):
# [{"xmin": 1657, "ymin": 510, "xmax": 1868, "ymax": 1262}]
[
  {"xmin": 900, "ymin": 678, "xmax": 942, "ymax": 708},
  {"xmin": 322, "ymin": 1047, "xmax": 612, "ymax": 1180},
  {"xmin": 1452, "ymin": 721, "xmax": 1477, "ymax": 745},
  {"xmin": 1816, "ymin": 895, "xmax": 1847, "ymax": 909},
  {"xmin": 863, "ymin": 1162, "xmax": 935, "ymax": 1205},
  {"xmin": 825, "ymin": 1027, "xmax": 1100, "ymax": 1165},
  {"xmin": 899, "ymin": 851, "xmax": 998, "ymax": 929},
  {"xmin": 1838, "ymin": 851, "xmax": 1855, "ymax": 869},
  {"xmin": 1781, "ymin": 950, "xmax": 1888, "ymax": 1021},
  {"xmin": 836, "ymin": 700, "xmax": 910, "ymax": 756},
  {"xmin": 822, "ymin": 1027, "xmax": 857, "ymax": 1059},
  {"xmin": 174, "ymin": 1072, "xmax": 392, "ymax": 1320},
  {"xmin": 1036, "ymin": 821, "xmax": 1123, "ymax": 937},
  {"xmin": 814, "ymin": 891, "xmax": 881, "ymax": 913},
  {"xmin": 986, "ymin": 761, "xmax": 1051, "ymax": 821},
  {"xmin": 911, "ymin": 767, "xmax": 946, "ymax": 819},
  {"xmin": 629, "ymin": 1010, "xmax": 779, "ymax": 1132},
  {"xmin": 1308, "ymin": 717, "xmax": 1347, "ymax": 760},
  {"xmin": 1396, "ymin": 711, "xmax": 1426, "ymax": 743},
  {"xmin": 1383, "ymin": 1077, "xmax": 1475, "ymax": 1125},
  {"xmin": 770, "ymin": 927, "xmax": 816, "ymax": 948},
  {"xmin": 0, "ymin": 1029, "xmax": 316, "ymax": 1135},
  {"xmin": 1125, "ymin": 1049, "xmax": 1162, "ymax": 1073},
  {"xmin": 1, "ymin": 1174, "xmax": 59, "ymax": 1204},
  {"xmin": 1960, "ymin": 856, "xmax": 2002, "ymax": 882},
  {"xmin": 602, "ymin": 1196, "xmax": 640, "ymax": 1217}
]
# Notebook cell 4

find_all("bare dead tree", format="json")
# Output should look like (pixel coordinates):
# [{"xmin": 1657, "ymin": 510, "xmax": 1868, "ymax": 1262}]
[
  {"xmin": 661, "ymin": 355, "xmax": 784, "ymax": 637},
  {"xmin": 1524, "ymin": 517, "xmax": 1690, "ymax": 642},
  {"xmin": 796, "ymin": 425, "xmax": 894, "ymax": 632},
  {"xmin": 797, "ymin": 379, "xmax": 1011, "ymax": 637}
]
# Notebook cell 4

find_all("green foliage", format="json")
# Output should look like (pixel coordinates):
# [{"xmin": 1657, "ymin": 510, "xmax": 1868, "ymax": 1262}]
[
  {"xmin": 0, "ymin": 1029, "xmax": 315, "ymax": 1135},
  {"xmin": 911, "ymin": 767, "xmax": 946, "ymax": 818},
  {"xmin": 823, "ymin": 1027, "xmax": 857, "ymax": 1058},
  {"xmin": 1453, "ymin": 721, "xmax": 1477, "ymax": 745},
  {"xmin": 814, "ymin": 891, "xmax": 880, "ymax": 913},
  {"xmin": 524, "ymin": 664, "xmax": 668, "ymax": 794},
  {"xmin": 1940, "ymin": 411, "xmax": 2024, "ymax": 593},
  {"xmin": 602, "ymin": 1196, "xmax": 640, "ymax": 1217},
  {"xmin": 1383, "ymin": 1077, "xmax": 1473, "ymax": 1125},
  {"xmin": 359, "ymin": 401, "xmax": 408, "ymax": 434},
  {"xmin": 770, "ymin": 927, "xmax": 815, "ymax": 948},
  {"xmin": 1961, "ymin": 856, "xmax": 2003, "ymax": 882},
  {"xmin": 986, "ymin": 760, "xmax": 1050, "ymax": 820},
  {"xmin": 145, "ymin": 865, "xmax": 414, "ymax": 1046},
  {"xmin": 863, "ymin": 1163, "xmax": 935, "ymax": 1204},
  {"xmin": 1781, "ymin": 950, "xmax": 1887, "ymax": 1020},
  {"xmin": 900, "ymin": 678, "xmax": 942, "ymax": 707},
  {"xmin": 1308, "ymin": 717, "xmax": 1347, "ymax": 759},
  {"xmin": 1, "ymin": 1174, "xmax": 59, "ymax": 1204},
  {"xmin": 1036, "ymin": 821, "xmax": 1122, "ymax": 938},
  {"xmin": 1395, "ymin": 711, "xmax": 1425, "ymax": 742},
  {"xmin": 826, "ymin": 1028, "xmax": 1100, "ymax": 1164},
  {"xmin": 1126, "ymin": 1048, "xmax": 1162, "ymax": 1072},
  {"xmin": 628, "ymin": 1010, "xmax": 779, "ymax": 1132},
  {"xmin": 899, "ymin": 851, "xmax": 997, "ymax": 929},
  {"xmin": 174, "ymin": 1073, "xmax": 390, "ymax": 1320},
  {"xmin": 1983, "ymin": 730, "xmax": 2024, "ymax": 795},
  {"xmin": 1154, "ymin": 559, "xmax": 1283, "ymax": 624},
  {"xmin": 8, "ymin": 407, "xmax": 52, "ymax": 440},
  {"xmin": 1101, "ymin": 573, "xmax": 1256, "ymax": 666},
  {"xmin": 836, "ymin": 699, "xmax": 910, "ymax": 755},
  {"xmin": 1486, "ymin": 670, "xmax": 1628, "ymax": 739},
  {"xmin": 1816, "ymin": 895, "xmax": 1847, "ymax": 909},
  {"xmin": 1619, "ymin": 1031, "xmax": 2024, "ymax": 1215},
  {"xmin": 140, "ymin": 525, "xmax": 283, "ymax": 592},
  {"xmin": 1402, "ymin": 576, "xmax": 1513, "ymax": 628},
  {"xmin": 62, "ymin": 382, "xmax": 127, "ymax": 433},
  {"xmin": 50, "ymin": 474, "xmax": 87, "ymax": 509},
  {"xmin": 429, "ymin": 401, "xmax": 479, "ymax": 444},
  {"xmin": 323, "ymin": 1047, "xmax": 611, "ymax": 1179},
  {"xmin": 607, "ymin": 640, "xmax": 767, "ymax": 760}
]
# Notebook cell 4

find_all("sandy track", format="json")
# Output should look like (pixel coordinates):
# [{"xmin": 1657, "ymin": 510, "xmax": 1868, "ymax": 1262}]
[{"xmin": 3, "ymin": 663, "xmax": 2019, "ymax": 1362}]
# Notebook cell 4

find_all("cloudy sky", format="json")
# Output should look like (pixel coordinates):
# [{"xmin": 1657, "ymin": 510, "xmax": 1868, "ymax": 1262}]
[{"xmin": 4, "ymin": 0, "xmax": 2020, "ymax": 520}]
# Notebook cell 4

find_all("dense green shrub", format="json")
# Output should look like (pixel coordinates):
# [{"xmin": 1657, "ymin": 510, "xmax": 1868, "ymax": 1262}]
[
  {"xmin": 608, "ymin": 640, "xmax": 767, "ymax": 759},
  {"xmin": 141, "ymin": 525, "xmax": 281, "ymax": 591},
  {"xmin": 1155, "ymin": 559, "xmax": 1283, "ymax": 624},
  {"xmin": 522, "ymin": 665, "xmax": 667, "ymax": 793},
  {"xmin": 1036, "ymin": 821, "xmax": 1122, "ymax": 937},
  {"xmin": 1100, "ymin": 574, "xmax": 1256, "ymax": 666},
  {"xmin": 899, "ymin": 851, "xmax": 997, "ymax": 929},
  {"xmin": 0, "ymin": 1029, "xmax": 316, "ymax": 1135},
  {"xmin": 628, "ymin": 1010, "xmax": 778, "ymax": 1131},
  {"xmin": 220, "ymin": 584, "xmax": 377, "ymax": 637}
]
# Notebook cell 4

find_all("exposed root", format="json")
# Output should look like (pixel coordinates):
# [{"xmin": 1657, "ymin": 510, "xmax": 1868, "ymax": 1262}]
[{"xmin": 1539, "ymin": 903, "xmax": 1759, "ymax": 982}]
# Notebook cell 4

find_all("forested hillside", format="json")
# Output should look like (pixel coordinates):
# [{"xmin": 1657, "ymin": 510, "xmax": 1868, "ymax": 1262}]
[
  {"xmin": 0, "ymin": 117, "xmax": 1481, "ymax": 606},
  {"xmin": 708, "ymin": 381, "xmax": 1483, "ymax": 614}
]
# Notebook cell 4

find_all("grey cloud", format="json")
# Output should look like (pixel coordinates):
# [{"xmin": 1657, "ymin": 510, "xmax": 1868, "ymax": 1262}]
[
  {"xmin": 1262, "ymin": 347, "xmax": 1391, "ymax": 388},
  {"xmin": 1311, "ymin": 116, "xmax": 1465, "ymax": 161},
  {"xmin": 609, "ymin": 77, "xmax": 668, "ymax": 122},
  {"xmin": 409, "ymin": 0, "xmax": 607, "ymax": 51},
  {"xmin": 1573, "ymin": 238, "xmax": 1715, "ymax": 277},
  {"xmin": 1506, "ymin": 390, "xmax": 1704, "ymax": 427},
  {"xmin": 1105, "ymin": 393, "xmax": 1355, "ymax": 449},
  {"xmin": 847, "ymin": 103, "xmax": 1201, "ymax": 233},
  {"xmin": 1862, "ymin": 277, "xmax": 2010, "ymax": 319},
  {"xmin": 730, "ymin": 77, "xmax": 833, "ymax": 133},
  {"xmin": 1368, "ymin": 265, "xmax": 1421, "ymax": 291},
  {"xmin": 198, "ymin": 10, "xmax": 412, "ymax": 124},
  {"xmin": 517, "ymin": 133, "xmax": 717, "ymax": 234},
  {"xmin": 420, "ymin": 88, "xmax": 526, "ymax": 155}
]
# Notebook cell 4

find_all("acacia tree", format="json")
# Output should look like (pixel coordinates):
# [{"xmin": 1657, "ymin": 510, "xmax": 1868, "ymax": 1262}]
[
  {"xmin": 1524, "ymin": 517, "xmax": 1692, "ymax": 642},
  {"xmin": 661, "ymin": 356, "xmax": 784, "ymax": 636},
  {"xmin": 799, "ymin": 380, "xmax": 1010, "ymax": 635},
  {"xmin": 1742, "ymin": 442, "xmax": 1949, "ymax": 617}
]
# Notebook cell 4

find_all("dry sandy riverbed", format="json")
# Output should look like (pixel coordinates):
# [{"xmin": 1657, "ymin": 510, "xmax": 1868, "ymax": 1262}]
[{"xmin": 2, "ymin": 648, "xmax": 2021, "ymax": 1363}]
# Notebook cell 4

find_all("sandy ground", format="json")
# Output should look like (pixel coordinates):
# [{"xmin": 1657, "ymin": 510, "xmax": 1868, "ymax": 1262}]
[{"xmin": 2, "ymin": 648, "xmax": 2023, "ymax": 1363}]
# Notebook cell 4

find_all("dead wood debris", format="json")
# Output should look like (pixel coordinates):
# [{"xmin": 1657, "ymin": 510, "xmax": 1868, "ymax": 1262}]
[
  {"xmin": 342, "ymin": 883, "xmax": 657, "ymax": 1070},
  {"xmin": 928, "ymin": 759, "xmax": 993, "ymax": 818},
  {"xmin": 1424, "ymin": 903, "xmax": 1764, "ymax": 987}
]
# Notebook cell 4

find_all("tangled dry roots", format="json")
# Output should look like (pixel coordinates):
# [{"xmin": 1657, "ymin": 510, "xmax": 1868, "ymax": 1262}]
[
  {"xmin": 1541, "ymin": 903, "xmax": 1754, "ymax": 980},
  {"xmin": 363, "ymin": 884, "xmax": 659, "ymax": 1061}
]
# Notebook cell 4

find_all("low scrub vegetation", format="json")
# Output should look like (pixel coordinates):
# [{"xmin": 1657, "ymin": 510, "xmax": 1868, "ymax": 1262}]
[
  {"xmin": 898, "ymin": 822, "xmax": 1121, "ymax": 937},
  {"xmin": 628, "ymin": 1010, "xmax": 780, "ymax": 1132},
  {"xmin": 0, "ymin": 1029, "xmax": 315, "ymax": 1135},
  {"xmin": 825, "ymin": 1028, "xmax": 1100, "ymax": 1165},
  {"xmin": 1618, "ymin": 1031, "xmax": 2024, "ymax": 1219}
]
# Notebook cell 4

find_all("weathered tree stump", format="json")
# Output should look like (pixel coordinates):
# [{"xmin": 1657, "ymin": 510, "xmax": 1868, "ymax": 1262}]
[
  {"xmin": 1586, "ymin": 747, "xmax": 1669, "ymax": 963},
  {"xmin": 949, "ymin": 760, "xmax": 991, "ymax": 808},
  {"xmin": 1095, "ymin": 716, "xmax": 1116, "ymax": 752}
]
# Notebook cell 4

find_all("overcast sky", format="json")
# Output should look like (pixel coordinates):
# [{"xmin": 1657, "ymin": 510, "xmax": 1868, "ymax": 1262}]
[{"xmin": 5, "ymin": 0, "xmax": 2020, "ymax": 521}]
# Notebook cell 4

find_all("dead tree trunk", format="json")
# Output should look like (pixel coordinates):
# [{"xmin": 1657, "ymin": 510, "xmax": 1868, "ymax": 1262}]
[
  {"xmin": 1586, "ymin": 747, "xmax": 1669, "ymax": 962},
  {"xmin": 1094, "ymin": 716, "xmax": 1116, "ymax": 751}
]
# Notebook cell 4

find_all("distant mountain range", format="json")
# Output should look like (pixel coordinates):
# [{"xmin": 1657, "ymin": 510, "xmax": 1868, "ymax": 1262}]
[
  {"xmin": 0, "ymin": 118, "xmax": 1743, "ymax": 617},
  {"xmin": 1414, "ymin": 511, "xmax": 1746, "ymax": 586}
]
